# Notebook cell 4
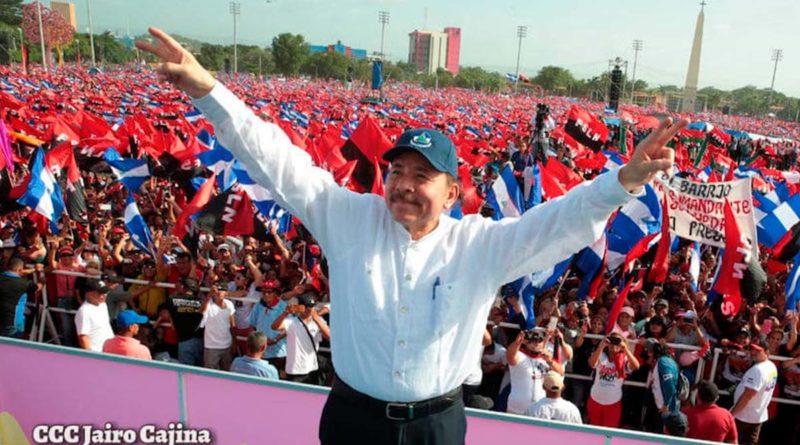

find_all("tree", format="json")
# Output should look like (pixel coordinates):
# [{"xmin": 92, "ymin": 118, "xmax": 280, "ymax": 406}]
[
  {"xmin": 94, "ymin": 31, "xmax": 135, "ymax": 64},
  {"xmin": 271, "ymin": 33, "xmax": 308, "ymax": 76},
  {"xmin": 21, "ymin": 1, "xmax": 73, "ymax": 67},
  {"xmin": 0, "ymin": 0, "xmax": 23, "ymax": 26},
  {"xmin": 533, "ymin": 65, "xmax": 576, "ymax": 93},
  {"xmin": 301, "ymin": 50, "xmax": 349, "ymax": 80}
]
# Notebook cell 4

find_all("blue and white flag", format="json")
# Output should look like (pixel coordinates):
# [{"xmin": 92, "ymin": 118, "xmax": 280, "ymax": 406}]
[
  {"xmin": 184, "ymin": 108, "xmax": 203, "ymax": 123},
  {"xmin": 124, "ymin": 193, "xmax": 155, "ymax": 257},
  {"xmin": 196, "ymin": 130, "xmax": 237, "ymax": 191},
  {"xmin": 755, "ymin": 190, "xmax": 800, "ymax": 249},
  {"xmin": 697, "ymin": 166, "xmax": 712, "ymax": 183},
  {"xmin": 606, "ymin": 184, "xmax": 661, "ymax": 270},
  {"xmin": 505, "ymin": 73, "xmax": 518, "ymax": 82},
  {"xmin": 486, "ymin": 164, "xmax": 524, "ymax": 220},
  {"xmin": 786, "ymin": 253, "xmax": 800, "ymax": 313},
  {"xmin": 575, "ymin": 234, "xmax": 606, "ymax": 300},
  {"xmin": 509, "ymin": 257, "xmax": 571, "ymax": 329},
  {"xmin": 17, "ymin": 149, "xmax": 65, "ymax": 233},
  {"xmin": 688, "ymin": 241, "xmax": 701, "ymax": 291},
  {"xmin": 521, "ymin": 164, "xmax": 543, "ymax": 210},
  {"xmin": 232, "ymin": 163, "xmax": 292, "ymax": 233},
  {"xmin": 104, "ymin": 148, "xmax": 150, "ymax": 192},
  {"xmin": 601, "ymin": 151, "xmax": 626, "ymax": 173}
]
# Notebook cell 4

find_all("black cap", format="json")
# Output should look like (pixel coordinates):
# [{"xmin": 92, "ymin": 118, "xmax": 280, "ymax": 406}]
[
  {"xmin": 297, "ymin": 293, "xmax": 317, "ymax": 307},
  {"xmin": 662, "ymin": 412, "xmax": 688, "ymax": 437},
  {"xmin": 85, "ymin": 279, "xmax": 110, "ymax": 294},
  {"xmin": 382, "ymin": 129, "xmax": 458, "ymax": 178}
]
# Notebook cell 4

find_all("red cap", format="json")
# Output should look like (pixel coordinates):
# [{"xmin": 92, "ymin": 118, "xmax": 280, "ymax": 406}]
[{"xmin": 749, "ymin": 343, "xmax": 765, "ymax": 353}]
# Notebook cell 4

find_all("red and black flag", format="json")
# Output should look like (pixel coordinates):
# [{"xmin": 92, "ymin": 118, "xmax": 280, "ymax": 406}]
[
  {"xmin": 564, "ymin": 106, "xmax": 609, "ymax": 152},
  {"xmin": 46, "ymin": 143, "xmax": 88, "ymax": 225},
  {"xmin": 339, "ymin": 115, "xmax": 393, "ymax": 191},
  {"xmin": 194, "ymin": 187, "xmax": 269, "ymax": 240}
]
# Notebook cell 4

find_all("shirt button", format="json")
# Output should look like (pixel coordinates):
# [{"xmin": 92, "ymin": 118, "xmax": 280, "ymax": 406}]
[
  {"xmin": 400, "ymin": 306, "xmax": 409, "ymax": 313},
  {"xmin": 405, "ymin": 274, "xmax": 412, "ymax": 281},
  {"xmin": 398, "ymin": 340, "xmax": 406, "ymax": 347},
  {"xmin": 394, "ymin": 371, "xmax": 402, "ymax": 378}
]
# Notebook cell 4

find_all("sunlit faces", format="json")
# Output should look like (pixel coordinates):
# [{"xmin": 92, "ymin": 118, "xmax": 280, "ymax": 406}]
[{"xmin": 384, "ymin": 152, "xmax": 459, "ymax": 238}]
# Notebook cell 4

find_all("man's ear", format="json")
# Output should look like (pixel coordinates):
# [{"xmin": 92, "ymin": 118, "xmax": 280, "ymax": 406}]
[{"xmin": 445, "ymin": 182, "xmax": 461, "ymax": 210}]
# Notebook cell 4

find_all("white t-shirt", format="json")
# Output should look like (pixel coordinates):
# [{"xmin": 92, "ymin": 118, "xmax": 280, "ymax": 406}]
[
  {"xmin": 733, "ymin": 360, "xmax": 778, "ymax": 424},
  {"xmin": 590, "ymin": 352, "xmax": 628, "ymax": 405},
  {"xmin": 525, "ymin": 397, "xmax": 583, "ymax": 424},
  {"xmin": 227, "ymin": 282, "xmax": 259, "ymax": 330},
  {"xmin": 202, "ymin": 299, "xmax": 235, "ymax": 349},
  {"xmin": 281, "ymin": 316, "xmax": 326, "ymax": 375},
  {"xmin": 507, "ymin": 352, "xmax": 551, "ymax": 414},
  {"xmin": 74, "ymin": 302, "xmax": 114, "ymax": 352}
]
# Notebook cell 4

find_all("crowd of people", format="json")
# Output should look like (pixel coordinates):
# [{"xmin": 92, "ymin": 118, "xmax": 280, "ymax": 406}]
[{"xmin": 1, "ymin": 63, "xmax": 799, "ymax": 445}]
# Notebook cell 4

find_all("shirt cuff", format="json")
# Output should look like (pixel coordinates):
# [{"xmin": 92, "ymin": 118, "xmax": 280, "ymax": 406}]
[
  {"xmin": 593, "ymin": 169, "xmax": 644, "ymax": 208},
  {"xmin": 191, "ymin": 81, "xmax": 239, "ymax": 125}
]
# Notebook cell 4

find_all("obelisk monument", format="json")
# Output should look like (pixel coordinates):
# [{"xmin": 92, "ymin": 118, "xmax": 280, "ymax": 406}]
[{"xmin": 681, "ymin": 2, "xmax": 706, "ymax": 113}]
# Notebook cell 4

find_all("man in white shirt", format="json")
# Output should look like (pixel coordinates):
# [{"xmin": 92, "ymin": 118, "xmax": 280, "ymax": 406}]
[
  {"xmin": 271, "ymin": 294, "xmax": 330, "ymax": 384},
  {"xmin": 137, "ymin": 27, "xmax": 687, "ymax": 445},
  {"xmin": 526, "ymin": 371, "xmax": 582, "ymax": 424},
  {"xmin": 74, "ymin": 279, "xmax": 114, "ymax": 352},
  {"xmin": 201, "ymin": 286, "xmax": 236, "ymax": 370},
  {"xmin": 730, "ymin": 343, "xmax": 778, "ymax": 445}
]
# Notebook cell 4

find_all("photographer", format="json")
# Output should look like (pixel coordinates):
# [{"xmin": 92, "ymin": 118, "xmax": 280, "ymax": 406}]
[
  {"xmin": 587, "ymin": 332, "xmax": 640, "ymax": 428},
  {"xmin": 271, "ymin": 293, "xmax": 331, "ymax": 384},
  {"xmin": 506, "ymin": 327, "xmax": 564, "ymax": 414}
]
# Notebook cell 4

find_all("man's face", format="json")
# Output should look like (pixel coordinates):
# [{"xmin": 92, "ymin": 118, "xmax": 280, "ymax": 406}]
[
  {"xmin": 87, "ymin": 290, "xmax": 107, "ymax": 305},
  {"xmin": 176, "ymin": 256, "xmax": 191, "ymax": 274},
  {"xmin": 384, "ymin": 152, "xmax": 459, "ymax": 235}
]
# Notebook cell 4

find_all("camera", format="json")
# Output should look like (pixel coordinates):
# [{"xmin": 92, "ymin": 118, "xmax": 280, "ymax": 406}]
[
  {"xmin": 524, "ymin": 329, "xmax": 545, "ymax": 343},
  {"xmin": 608, "ymin": 336, "xmax": 623, "ymax": 346}
]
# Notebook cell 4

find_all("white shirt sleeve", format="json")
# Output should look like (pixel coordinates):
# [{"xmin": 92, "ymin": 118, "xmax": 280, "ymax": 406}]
[
  {"xmin": 192, "ymin": 83, "xmax": 371, "ymax": 257},
  {"xmin": 74, "ymin": 307, "xmax": 90, "ymax": 336}
]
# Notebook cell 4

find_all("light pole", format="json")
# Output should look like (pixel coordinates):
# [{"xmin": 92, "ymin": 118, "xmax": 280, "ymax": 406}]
[
  {"xmin": 86, "ymin": 0, "xmax": 96, "ymax": 66},
  {"xmin": 378, "ymin": 11, "xmax": 390, "ymax": 60},
  {"xmin": 514, "ymin": 25, "xmax": 527, "ymax": 93},
  {"xmin": 36, "ymin": 1, "xmax": 47, "ymax": 71},
  {"xmin": 630, "ymin": 39, "xmax": 643, "ymax": 102},
  {"xmin": 230, "ymin": 1, "xmax": 241, "ymax": 74},
  {"xmin": 767, "ymin": 48, "xmax": 783, "ymax": 108}
]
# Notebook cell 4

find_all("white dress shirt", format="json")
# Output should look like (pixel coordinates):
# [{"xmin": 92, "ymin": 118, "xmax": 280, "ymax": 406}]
[{"xmin": 193, "ymin": 83, "xmax": 637, "ymax": 402}]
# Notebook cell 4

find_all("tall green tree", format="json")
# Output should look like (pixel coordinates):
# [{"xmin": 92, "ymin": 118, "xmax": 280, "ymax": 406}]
[
  {"xmin": 533, "ymin": 65, "xmax": 576, "ymax": 92},
  {"xmin": 301, "ymin": 50, "xmax": 349, "ymax": 80},
  {"xmin": 271, "ymin": 33, "xmax": 308, "ymax": 76},
  {"xmin": 0, "ymin": 0, "xmax": 23, "ymax": 26}
]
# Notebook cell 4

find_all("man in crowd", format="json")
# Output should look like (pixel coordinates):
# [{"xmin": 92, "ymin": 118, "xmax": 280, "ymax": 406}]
[
  {"xmin": 200, "ymin": 286, "xmax": 236, "ymax": 370},
  {"xmin": 525, "ymin": 371, "xmax": 582, "ymax": 424},
  {"xmin": 645, "ymin": 338, "xmax": 687, "ymax": 436},
  {"xmin": 249, "ymin": 281, "xmax": 292, "ymax": 374},
  {"xmin": 167, "ymin": 277, "xmax": 205, "ymax": 366},
  {"xmin": 103, "ymin": 309, "xmax": 152, "ymax": 360},
  {"xmin": 271, "ymin": 293, "xmax": 330, "ymax": 384},
  {"xmin": 0, "ymin": 258, "xmax": 38, "ymax": 338},
  {"xmin": 137, "ymin": 26, "xmax": 684, "ymax": 444},
  {"xmin": 230, "ymin": 331, "xmax": 280, "ymax": 379},
  {"xmin": 684, "ymin": 380, "xmax": 737, "ymax": 443},
  {"xmin": 730, "ymin": 343, "xmax": 779, "ymax": 445},
  {"xmin": 74, "ymin": 279, "xmax": 114, "ymax": 352},
  {"xmin": 130, "ymin": 259, "xmax": 167, "ymax": 318}
]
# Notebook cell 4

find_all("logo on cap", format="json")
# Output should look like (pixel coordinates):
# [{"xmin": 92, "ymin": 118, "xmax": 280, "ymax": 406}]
[{"xmin": 410, "ymin": 132, "xmax": 433, "ymax": 149}]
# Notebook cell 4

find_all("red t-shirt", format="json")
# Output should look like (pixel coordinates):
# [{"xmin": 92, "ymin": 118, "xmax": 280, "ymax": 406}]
[{"xmin": 683, "ymin": 404, "xmax": 738, "ymax": 443}]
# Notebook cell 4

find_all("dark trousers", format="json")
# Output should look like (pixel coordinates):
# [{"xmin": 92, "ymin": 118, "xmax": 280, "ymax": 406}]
[
  {"xmin": 319, "ymin": 385, "xmax": 467, "ymax": 445},
  {"xmin": 736, "ymin": 419, "xmax": 763, "ymax": 445}
]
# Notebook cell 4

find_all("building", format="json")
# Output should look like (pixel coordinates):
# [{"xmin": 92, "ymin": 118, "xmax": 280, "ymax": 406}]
[
  {"xmin": 309, "ymin": 41, "xmax": 367, "ymax": 60},
  {"xmin": 51, "ymin": 1, "xmax": 77, "ymax": 31},
  {"xmin": 443, "ymin": 27, "xmax": 461, "ymax": 75},
  {"xmin": 408, "ymin": 27, "xmax": 460, "ymax": 75}
]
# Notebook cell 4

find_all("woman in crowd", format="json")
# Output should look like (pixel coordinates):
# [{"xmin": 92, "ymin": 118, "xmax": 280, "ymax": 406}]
[{"xmin": 587, "ymin": 332, "xmax": 640, "ymax": 428}]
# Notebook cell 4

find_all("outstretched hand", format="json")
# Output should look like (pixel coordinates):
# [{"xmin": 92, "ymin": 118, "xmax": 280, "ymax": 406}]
[
  {"xmin": 135, "ymin": 27, "xmax": 216, "ymax": 99},
  {"xmin": 617, "ymin": 117, "xmax": 689, "ymax": 192}
]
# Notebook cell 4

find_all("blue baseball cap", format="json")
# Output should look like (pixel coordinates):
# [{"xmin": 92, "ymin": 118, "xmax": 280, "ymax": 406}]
[
  {"xmin": 382, "ymin": 129, "xmax": 458, "ymax": 178},
  {"xmin": 116, "ymin": 310, "xmax": 149, "ymax": 329}
]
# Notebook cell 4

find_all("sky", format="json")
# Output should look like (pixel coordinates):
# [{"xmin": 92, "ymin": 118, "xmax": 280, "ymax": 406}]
[{"xmin": 57, "ymin": 0, "xmax": 800, "ymax": 96}]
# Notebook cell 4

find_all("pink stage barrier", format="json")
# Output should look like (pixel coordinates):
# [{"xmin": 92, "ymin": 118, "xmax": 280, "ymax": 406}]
[{"xmin": 0, "ymin": 338, "xmax": 714, "ymax": 445}]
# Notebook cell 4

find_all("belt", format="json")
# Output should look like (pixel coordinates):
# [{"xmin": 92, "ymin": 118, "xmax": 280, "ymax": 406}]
[{"xmin": 331, "ymin": 375, "xmax": 461, "ymax": 421}]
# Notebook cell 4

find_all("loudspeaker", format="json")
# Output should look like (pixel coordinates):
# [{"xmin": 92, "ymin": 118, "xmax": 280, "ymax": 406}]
[{"xmin": 608, "ymin": 66, "xmax": 623, "ymax": 112}]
